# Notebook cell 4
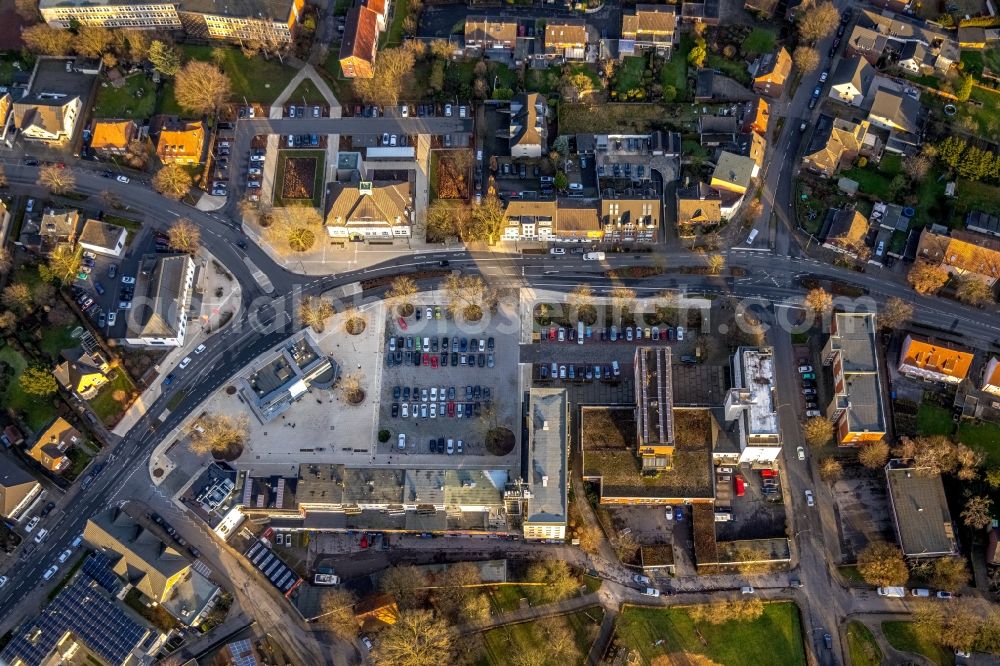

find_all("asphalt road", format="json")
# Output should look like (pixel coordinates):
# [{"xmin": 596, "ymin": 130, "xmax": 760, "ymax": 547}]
[{"xmin": 2, "ymin": 150, "xmax": 999, "ymax": 664}]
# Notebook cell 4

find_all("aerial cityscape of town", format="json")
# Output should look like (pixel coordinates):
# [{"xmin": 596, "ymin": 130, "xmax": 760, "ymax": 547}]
[{"xmin": 0, "ymin": 0, "xmax": 999, "ymax": 663}]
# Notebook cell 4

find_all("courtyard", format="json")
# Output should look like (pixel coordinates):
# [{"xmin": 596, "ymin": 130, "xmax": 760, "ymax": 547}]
[{"xmin": 273, "ymin": 149, "xmax": 325, "ymax": 208}]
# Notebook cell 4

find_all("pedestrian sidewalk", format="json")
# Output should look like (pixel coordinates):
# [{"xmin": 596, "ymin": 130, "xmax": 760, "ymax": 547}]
[{"xmin": 269, "ymin": 63, "xmax": 342, "ymax": 118}]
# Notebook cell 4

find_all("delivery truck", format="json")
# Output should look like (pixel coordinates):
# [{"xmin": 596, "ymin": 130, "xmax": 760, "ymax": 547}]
[{"xmin": 582, "ymin": 252, "xmax": 606, "ymax": 261}]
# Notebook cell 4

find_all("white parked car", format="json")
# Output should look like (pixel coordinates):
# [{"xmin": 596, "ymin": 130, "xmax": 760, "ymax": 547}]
[
  {"xmin": 58, "ymin": 549, "xmax": 72, "ymax": 563},
  {"xmin": 798, "ymin": 365, "xmax": 813, "ymax": 373},
  {"xmin": 805, "ymin": 490, "xmax": 815, "ymax": 507},
  {"xmin": 25, "ymin": 516, "xmax": 40, "ymax": 532},
  {"xmin": 444, "ymin": 104, "xmax": 453, "ymax": 117},
  {"xmin": 178, "ymin": 357, "xmax": 192, "ymax": 369},
  {"xmin": 0, "ymin": 575, "xmax": 7, "ymax": 588},
  {"xmin": 550, "ymin": 247, "xmax": 565, "ymax": 255},
  {"xmin": 194, "ymin": 344, "xmax": 206, "ymax": 354},
  {"xmin": 676, "ymin": 326, "xmax": 685, "ymax": 341},
  {"xmin": 664, "ymin": 505, "xmax": 673, "ymax": 520},
  {"xmin": 641, "ymin": 588, "xmax": 661, "ymax": 597},
  {"xmin": 397, "ymin": 433, "xmax": 406, "ymax": 450},
  {"xmin": 796, "ymin": 446, "xmax": 805, "ymax": 461},
  {"xmin": 116, "ymin": 175, "xmax": 130, "ymax": 183},
  {"xmin": 401, "ymin": 403, "xmax": 409, "ymax": 418},
  {"xmin": 121, "ymin": 276, "xmax": 136, "ymax": 284},
  {"xmin": 361, "ymin": 636, "xmax": 373, "ymax": 651},
  {"xmin": 107, "ymin": 312, "xmax": 117, "ymax": 326},
  {"xmin": 34, "ymin": 528, "xmax": 49, "ymax": 544},
  {"xmin": 43, "ymin": 565, "xmax": 59, "ymax": 581},
  {"xmin": 740, "ymin": 586, "xmax": 755, "ymax": 594},
  {"xmin": 633, "ymin": 574, "xmax": 651, "ymax": 585}
]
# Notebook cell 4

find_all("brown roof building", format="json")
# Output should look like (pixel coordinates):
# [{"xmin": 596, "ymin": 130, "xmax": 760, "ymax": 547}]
[
  {"xmin": 752, "ymin": 47, "xmax": 792, "ymax": 98},
  {"xmin": 676, "ymin": 182, "xmax": 722, "ymax": 230},
  {"xmin": 802, "ymin": 118, "xmax": 872, "ymax": 178},
  {"xmin": 340, "ymin": 5, "xmax": 379, "ymax": 79},
  {"xmin": 91, "ymin": 119, "xmax": 138, "ymax": 155},
  {"xmin": 544, "ymin": 19, "xmax": 589, "ymax": 60},
  {"xmin": 621, "ymin": 4, "xmax": 678, "ymax": 55},
  {"xmin": 0, "ymin": 464, "xmax": 41, "ymax": 520},
  {"xmin": 916, "ymin": 228, "xmax": 1000, "ymax": 287},
  {"xmin": 741, "ymin": 97, "xmax": 769, "ymax": 135},
  {"xmin": 464, "ymin": 17, "xmax": 517, "ymax": 52},
  {"xmin": 601, "ymin": 194, "xmax": 659, "ymax": 243},
  {"xmin": 29, "ymin": 418, "xmax": 82, "ymax": 473},
  {"xmin": 156, "ymin": 121, "xmax": 205, "ymax": 165},
  {"xmin": 822, "ymin": 209, "xmax": 868, "ymax": 255},
  {"xmin": 325, "ymin": 181, "xmax": 412, "ymax": 240},
  {"xmin": 898, "ymin": 336, "xmax": 974, "ymax": 385}
]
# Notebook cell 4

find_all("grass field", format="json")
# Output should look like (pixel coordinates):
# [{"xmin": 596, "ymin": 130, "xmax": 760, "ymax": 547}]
[
  {"xmin": 742, "ymin": 28, "xmax": 777, "ymax": 55},
  {"xmin": 273, "ymin": 149, "xmax": 325, "ymax": 208},
  {"xmin": 286, "ymin": 79, "xmax": 330, "ymax": 106},
  {"xmin": 92, "ymin": 74, "xmax": 156, "ymax": 119},
  {"xmin": 381, "ymin": 0, "xmax": 410, "ymax": 48},
  {"xmin": 525, "ymin": 67, "xmax": 563, "ymax": 96},
  {"xmin": 958, "ymin": 421, "xmax": 1000, "ymax": 466},
  {"xmin": 841, "ymin": 163, "xmax": 895, "ymax": 200},
  {"xmin": 882, "ymin": 621, "xmax": 954, "ymax": 666},
  {"xmin": 64, "ymin": 445, "xmax": 95, "ymax": 480},
  {"xmin": 916, "ymin": 402, "xmax": 955, "ymax": 436},
  {"xmin": 706, "ymin": 53, "xmax": 751, "ymax": 86},
  {"xmin": 0, "ymin": 344, "xmax": 57, "ymax": 431},
  {"xmin": 615, "ymin": 602, "xmax": 806, "ymax": 665},
  {"xmin": 559, "ymin": 103, "xmax": 665, "ymax": 134},
  {"xmin": 616, "ymin": 56, "xmax": 648, "ymax": 96},
  {"xmin": 661, "ymin": 35, "xmax": 691, "ymax": 100},
  {"xmin": 846, "ymin": 621, "xmax": 883, "ymax": 666},
  {"xmin": 952, "ymin": 178, "xmax": 1000, "ymax": 220},
  {"xmin": 88, "ymin": 371, "xmax": 136, "ymax": 426},
  {"xmin": 38, "ymin": 324, "xmax": 79, "ymax": 360},
  {"xmin": 176, "ymin": 45, "xmax": 297, "ymax": 106},
  {"xmin": 479, "ymin": 607, "xmax": 605, "ymax": 665}
]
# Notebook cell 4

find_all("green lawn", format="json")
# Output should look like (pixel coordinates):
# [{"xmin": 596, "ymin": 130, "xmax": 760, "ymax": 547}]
[
  {"xmin": 961, "ymin": 49, "xmax": 1000, "ymax": 79},
  {"xmin": 321, "ymin": 52, "xmax": 358, "ymax": 106},
  {"xmin": 92, "ymin": 74, "xmax": 156, "ymax": 119},
  {"xmin": 660, "ymin": 35, "xmax": 691, "ymax": 100},
  {"xmin": 64, "ymin": 445, "xmax": 94, "ymax": 481},
  {"xmin": 525, "ymin": 67, "xmax": 562, "ymax": 96},
  {"xmin": 87, "ymin": 370, "xmax": 136, "ymax": 426},
  {"xmin": 916, "ymin": 402, "xmax": 955, "ymax": 436},
  {"xmin": 615, "ymin": 602, "xmax": 806, "ymax": 665},
  {"xmin": 0, "ymin": 344, "xmax": 57, "ymax": 431},
  {"xmin": 742, "ymin": 28, "xmax": 776, "ymax": 55},
  {"xmin": 952, "ymin": 178, "xmax": 1000, "ymax": 219},
  {"xmin": 559, "ymin": 102, "xmax": 664, "ymax": 134},
  {"xmin": 914, "ymin": 166, "xmax": 948, "ymax": 229},
  {"xmin": 838, "ymin": 564, "xmax": 866, "ymax": 585},
  {"xmin": 381, "ymin": 0, "xmax": 410, "ymax": 48},
  {"xmin": 286, "ymin": 79, "xmax": 329, "ymax": 106},
  {"xmin": 706, "ymin": 54, "xmax": 751, "ymax": 86},
  {"xmin": 479, "ymin": 607, "xmax": 604, "ymax": 665},
  {"xmin": 882, "ymin": 621, "xmax": 954, "ymax": 666},
  {"xmin": 841, "ymin": 163, "xmax": 895, "ymax": 200},
  {"xmin": 489, "ymin": 62, "xmax": 518, "ymax": 91},
  {"xmin": 487, "ymin": 585, "xmax": 532, "ymax": 614},
  {"xmin": 102, "ymin": 214, "xmax": 142, "ymax": 233},
  {"xmin": 846, "ymin": 621, "xmax": 883, "ymax": 666},
  {"xmin": 38, "ymin": 324, "xmax": 78, "ymax": 360},
  {"xmin": 176, "ymin": 45, "xmax": 297, "ymax": 106},
  {"xmin": 155, "ymin": 80, "xmax": 184, "ymax": 117},
  {"xmin": 616, "ymin": 56, "xmax": 648, "ymax": 95},
  {"xmin": 273, "ymin": 149, "xmax": 326, "ymax": 208},
  {"xmin": 958, "ymin": 421, "xmax": 1000, "ymax": 466}
]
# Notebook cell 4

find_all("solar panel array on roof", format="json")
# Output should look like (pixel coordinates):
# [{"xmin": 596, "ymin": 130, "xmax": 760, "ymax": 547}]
[
  {"xmin": 0, "ymin": 571, "xmax": 149, "ymax": 666},
  {"xmin": 82, "ymin": 552, "xmax": 123, "ymax": 594},
  {"xmin": 227, "ymin": 638, "xmax": 260, "ymax": 666},
  {"xmin": 243, "ymin": 539, "xmax": 300, "ymax": 594}
]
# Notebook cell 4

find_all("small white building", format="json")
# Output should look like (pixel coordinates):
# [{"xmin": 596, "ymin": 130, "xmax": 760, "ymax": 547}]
[{"xmin": 78, "ymin": 219, "xmax": 127, "ymax": 257}]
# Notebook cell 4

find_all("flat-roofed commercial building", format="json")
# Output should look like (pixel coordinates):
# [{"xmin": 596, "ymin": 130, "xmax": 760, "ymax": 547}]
[
  {"xmin": 634, "ymin": 347, "xmax": 675, "ymax": 471},
  {"xmin": 522, "ymin": 388, "xmax": 568, "ymax": 540},
  {"xmin": 885, "ymin": 459, "xmax": 958, "ymax": 558},
  {"xmin": 726, "ymin": 347, "xmax": 781, "ymax": 465},
  {"xmin": 822, "ymin": 312, "xmax": 887, "ymax": 445}
]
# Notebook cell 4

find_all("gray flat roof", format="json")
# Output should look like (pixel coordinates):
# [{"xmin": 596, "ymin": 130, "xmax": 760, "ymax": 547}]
[
  {"xmin": 526, "ymin": 388, "xmax": 568, "ymax": 526},
  {"xmin": 886, "ymin": 461, "xmax": 958, "ymax": 557}
]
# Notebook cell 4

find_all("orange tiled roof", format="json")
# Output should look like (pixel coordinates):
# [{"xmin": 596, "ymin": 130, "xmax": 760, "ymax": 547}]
[
  {"xmin": 916, "ymin": 229, "xmax": 1000, "ymax": 281},
  {"xmin": 744, "ymin": 97, "xmax": 769, "ymax": 134},
  {"xmin": 156, "ymin": 122, "xmax": 204, "ymax": 160},
  {"xmin": 900, "ymin": 337, "xmax": 974, "ymax": 381},
  {"xmin": 91, "ymin": 120, "xmax": 136, "ymax": 151}
]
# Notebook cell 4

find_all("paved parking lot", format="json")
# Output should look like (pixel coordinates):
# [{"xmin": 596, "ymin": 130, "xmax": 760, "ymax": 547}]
[
  {"xmin": 376, "ymin": 305, "xmax": 521, "ymax": 460},
  {"xmin": 715, "ymin": 466, "xmax": 788, "ymax": 541}
]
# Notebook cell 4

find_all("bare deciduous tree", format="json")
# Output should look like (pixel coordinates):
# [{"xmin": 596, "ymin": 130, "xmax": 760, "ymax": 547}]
[
  {"xmin": 167, "ymin": 218, "xmax": 201, "ymax": 254},
  {"xmin": 187, "ymin": 413, "xmax": 249, "ymax": 459},
  {"xmin": 22, "ymin": 24, "xmax": 74, "ymax": 55},
  {"xmin": 37, "ymin": 165, "xmax": 76, "ymax": 194},
  {"xmin": 803, "ymin": 416, "xmax": 834, "ymax": 447},
  {"xmin": 857, "ymin": 541, "xmax": 909, "ymax": 587},
  {"xmin": 299, "ymin": 296, "xmax": 333, "ymax": 333},
  {"xmin": 174, "ymin": 60, "xmax": 232, "ymax": 114},
  {"xmin": 880, "ymin": 296, "xmax": 913, "ymax": 330},
  {"xmin": 153, "ymin": 163, "xmax": 194, "ymax": 201},
  {"xmin": 320, "ymin": 588, "xmax": 359, "ymax": 641},
  {"xmin": 372, "ymin": 609, "xmax": 454, "ymax": 666}
]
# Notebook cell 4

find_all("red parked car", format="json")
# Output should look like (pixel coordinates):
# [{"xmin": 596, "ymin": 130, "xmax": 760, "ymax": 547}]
[
  {"xmin": 431, "ymin": 355, "xmax": 439, "ymax": 368},
  {"xmin": 734, "ymin": 476, "xmax": 746, "ymax": 497},
  {"xmin": 398, "ymin": 317, "xmax": 408, "ymax": 330},
  {"xmin": 422, "ymin": 353, "xmax": 430, "ymax": 365}
]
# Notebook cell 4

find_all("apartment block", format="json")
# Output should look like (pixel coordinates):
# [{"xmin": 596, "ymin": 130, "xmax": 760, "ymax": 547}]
[
  {"xmin": 726, "ymin": 347, "xmax": 781, "ymax": 465},
  {"xmin": 634, "ymin": 347, "xmax": 675, "ymax": 471},
  {"xmin": 822, "ymin": 312, "xmax": 887, "ymax": 445}
]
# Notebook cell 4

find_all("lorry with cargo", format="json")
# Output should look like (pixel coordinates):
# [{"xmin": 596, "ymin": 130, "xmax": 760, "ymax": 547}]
[{"xmin": 582, "ymin": 252, "xmax": 606, "ymax": 261}]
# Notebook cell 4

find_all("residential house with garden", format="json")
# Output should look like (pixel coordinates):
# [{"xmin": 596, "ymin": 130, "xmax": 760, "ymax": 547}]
[
  {"xmin": 710, "ymin": 151, "xmax": 758, "ymax": 196},
  {"xmin": 325, "ymin": 181, "xmax": 413, "ymax": 241},
  {"xmin": 619, "ymin": 5, "xmax": 678, "ymax": 57},
  {"xmin": 543, "ymin": 19, "xmax": 590, "ymax": 61},
  {"xmin": 741, "ymin": 97, "xmax": 769, "ymax": 136},
  {"xmin": 18, "ymin": 208, "xmax": 80, "ymax": 256},
  {"xmin": 54, "ymin": 346, "xmax": 111, "ymax": 400},
  {"xmin": 90, "ymin": 119, "xmax": 139, "ymax": 157},
  {"xmin": 821, "ymin": 312, "xmax": 887, "ymax": 446},
  {"xmin": 13, "ymin": 92, "xmax": 82, "ymax": 145},
  {"xmin": 29, "ymin": 418, "xmax": 82, "ymax": 473},
  {"xmin": 957, "ymin": 26, "xmax": 988, "ymax": 50},
  {"xmin": 0, "ymin": 466, "xmax": 42, "ymax": 521},
  {"xmin": 846, "ymin": 8, "xmax": 958, "ymax": 73},
  {"xmin": 78, "ymin": 219, "xmax": 129, "ymax": 258},
  {"xmin": 506, "ymin": 93, "xmax": 547, "ymax": 159},
  {"xmin": 866, "ymin": 88, "xmax": 922, "ymax": 155},
  {"xmin": 821, "ymin": 208, "xmax": 868, "ymax": 256},
  {"xmin": 897, "ymin": 336, "xmax": 973, "ymax": 385},
  {"xmin": 124, "ymin": 253, "xmax": 196, "ymax": 348},
  {"xmin": 731, "ymin": 131, "xmax": 766, "ymax": 170},
  {"xmin": 676, "ymin": 182, "xmax": 722, "ymax": 232},
  {"xmin": 915, "ymin": 228, "xmax": 1000, "ymax": 287},
  {"xmin": 155, "ymin": 120, "xmax": 205, "ymax": 165},
  {"xmin": 802, "ymin": 117, "xmax": 877, "ymax": 178},
  {"xmin": 828, "ymin": 57, "xmax": 875, "ymax": 108},
  {"xmin": 751, "ymin": 47, "xmax": 791, "ymax": 98},
  {"xmin": 464, "ymin": 17, "xmax": 517, "ymax": 56}
]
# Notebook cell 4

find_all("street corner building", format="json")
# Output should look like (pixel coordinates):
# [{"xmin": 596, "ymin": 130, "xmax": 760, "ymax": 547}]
[{"xmin": 124, "ymin": 253, "xmax": 196, "ymax": 348}]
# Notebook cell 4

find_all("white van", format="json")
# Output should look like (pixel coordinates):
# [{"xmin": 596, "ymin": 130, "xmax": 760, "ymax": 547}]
[
  {"xmin": 287, "ymin": 134, "xmax": 294, "ymax": 148},
  {"xmin": 746, "ymin": 229, "xmax": 760, "ymax": 245},
  {"xmin": 577, "ymin": 321, "xmax": 584, "ymax": 344}
]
